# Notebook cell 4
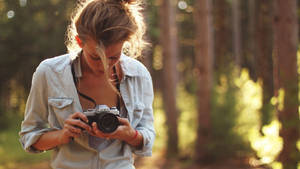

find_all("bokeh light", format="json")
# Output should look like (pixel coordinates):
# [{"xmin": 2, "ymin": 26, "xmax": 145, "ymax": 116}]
[
  {"xmin": 7, "ymin": 10, "xmax": 15, "ymax": 19},
  {"xmin": 19, "ymin": 0, "xmax": 27, "ymax": 7},
  {"xmin": 178, "ymin": 1, "xmax": 187, "ymax": 10}
]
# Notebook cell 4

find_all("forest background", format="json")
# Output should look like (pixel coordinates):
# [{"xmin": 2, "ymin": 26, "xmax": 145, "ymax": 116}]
[{"xmin": 0, "ymin": 0, "xmax": 299, "ymax": 169}]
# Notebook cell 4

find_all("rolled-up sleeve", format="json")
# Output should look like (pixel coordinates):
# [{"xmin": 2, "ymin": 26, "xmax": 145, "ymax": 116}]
[
  {"xmin": 19, "ymin": 62, "xmax": 56, "ymax": 153},
  {"xmin": 132, "ymin": 72, "xmax": 156, "ymax": 156}
]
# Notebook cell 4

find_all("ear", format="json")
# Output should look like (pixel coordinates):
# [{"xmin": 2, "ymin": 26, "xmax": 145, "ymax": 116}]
[{"xmin": 75, "ymin": 35, "xmax": 83, "ymax": 48}]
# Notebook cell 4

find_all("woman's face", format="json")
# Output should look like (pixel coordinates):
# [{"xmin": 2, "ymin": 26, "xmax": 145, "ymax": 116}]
[{"xmin": 80, "ymin": 39, "xmax": 123, "ymax": 74}]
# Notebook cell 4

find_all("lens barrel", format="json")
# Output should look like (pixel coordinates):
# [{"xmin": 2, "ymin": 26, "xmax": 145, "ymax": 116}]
[{"xmin": 97, "ymin": 113, "xmax": 119, "ymax": 133}]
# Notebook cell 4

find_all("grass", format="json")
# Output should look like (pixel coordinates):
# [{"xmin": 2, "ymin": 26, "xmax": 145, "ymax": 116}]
[{"xmin": 0, "ymin": 119, "xmax": 50, "ymax": 167}]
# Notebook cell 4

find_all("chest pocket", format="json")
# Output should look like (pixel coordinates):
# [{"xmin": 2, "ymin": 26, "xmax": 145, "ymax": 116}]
[{"xmin": 48, "ymin": 97, "xmax": 74, "ymax": 127}]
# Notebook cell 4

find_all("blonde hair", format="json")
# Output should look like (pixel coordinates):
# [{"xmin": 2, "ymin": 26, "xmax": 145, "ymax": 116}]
[{"xmin": 65, "ymin": 0, "xmax": 147, "ymax": 58}]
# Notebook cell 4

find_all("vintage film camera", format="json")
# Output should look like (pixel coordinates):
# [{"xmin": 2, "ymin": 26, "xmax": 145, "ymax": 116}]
[{"xmin": 83, "ymin": 105, "xmax": 120, "ymax": 133}]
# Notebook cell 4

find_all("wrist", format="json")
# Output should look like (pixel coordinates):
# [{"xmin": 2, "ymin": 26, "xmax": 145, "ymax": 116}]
[
  {"xmin": 127, "ymin": 129, "xmax": 143, "ymax": 148},
  {"xmin": 127, "ymin": 129, "xmax": 138, "ymax": 143},
  {"xmin": 58, "ymin": 129, "xmax": 69, "ymax": 145}
]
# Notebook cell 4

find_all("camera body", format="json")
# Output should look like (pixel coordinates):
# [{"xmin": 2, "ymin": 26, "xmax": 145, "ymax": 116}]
[{"xmin": 83, "ymin": 105, "xmax": 120, "ymax": 133}]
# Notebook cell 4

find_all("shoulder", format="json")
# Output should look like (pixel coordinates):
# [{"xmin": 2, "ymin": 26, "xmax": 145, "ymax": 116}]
[
  {"xmin": 36, "ymin": 53, "xmax": 72, "ymax": 74},
  {"xmin": 120, "ymin": 54, "xmax": 151, "ymax": 79}
]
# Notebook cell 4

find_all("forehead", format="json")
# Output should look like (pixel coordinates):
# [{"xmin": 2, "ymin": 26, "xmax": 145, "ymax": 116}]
[{"xmin": 84, "ymin": 40, "xmax": 124, "ymax": 56}]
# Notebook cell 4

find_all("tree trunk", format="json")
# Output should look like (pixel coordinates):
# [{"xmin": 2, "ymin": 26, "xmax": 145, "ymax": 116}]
[
  {"xmin": 232, "ymin": 0, "xmax": 242, "ymax": 68},
  {"xmin": 214, "ymin": 0, "xmax": 230, "ymax": 74},
  {"xmin": 194, "ymin": 0, "xmax": 214, "ymax": 162},
  {"xmin": 246, "ymin": 0, "xmax": 257, "ymax": 80},
  {"xmin": 273, "ymin": 0, "xmax": 300, "ymax": 168},
  {"xmin": 255, "ymin": 0, "xmax": 274, "ymax": 133},
  {"xmin": 159, "ymin": 0, "xmax": 179, "ymax": 158}
]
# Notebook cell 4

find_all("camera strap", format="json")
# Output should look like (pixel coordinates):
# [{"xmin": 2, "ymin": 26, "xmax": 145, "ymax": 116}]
[
  {"xmin": 71, "ymin": 62, "xmax": 97, "ymax": 107},
  {"xmin": 113, "ymin": 66, "xmax": 121, "ymax": 110},
  {"xmin": 71, "ymin": 58, "xmax": 121, "ymax": 110}
]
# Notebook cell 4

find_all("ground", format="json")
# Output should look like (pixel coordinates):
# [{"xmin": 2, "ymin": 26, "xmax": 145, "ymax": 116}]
[{"xmin": 1, "ymin": 152, "xmax": 272, "ymax": 169}]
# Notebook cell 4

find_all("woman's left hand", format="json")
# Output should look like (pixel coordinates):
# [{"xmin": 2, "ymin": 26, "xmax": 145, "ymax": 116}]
[{"xmin": 89, "ymin": 117, "xmax": 136, "ymax": 143}]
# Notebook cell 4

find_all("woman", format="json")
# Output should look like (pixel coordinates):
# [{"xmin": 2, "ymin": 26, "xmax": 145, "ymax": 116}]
[{"xmin": 19, "ymin": 0, "xmax": 155, "ymax": 168}]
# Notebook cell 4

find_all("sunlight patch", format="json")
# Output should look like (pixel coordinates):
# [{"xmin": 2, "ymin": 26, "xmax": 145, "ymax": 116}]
[{"xmin": 249, "ymin": 120, "xmax": 282, "ymax": 165}]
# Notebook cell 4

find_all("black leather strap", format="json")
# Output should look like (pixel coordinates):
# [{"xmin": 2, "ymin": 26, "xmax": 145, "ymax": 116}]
[{"xmin": 113, "ymin": 66, "xmax": 121, "ymax": 110}]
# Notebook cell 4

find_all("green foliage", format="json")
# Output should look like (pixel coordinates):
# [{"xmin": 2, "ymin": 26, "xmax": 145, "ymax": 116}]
[
  {"xmin": 152, "ymin": 92, "xmax": 167, "ymax": 152},
  {"xmin": 177, "ymin": 84, "xmax": 197, "ymax": 155},
  {"xmin": 208, "ymin": 67, "xmax": 253, "ymax": 160},
  {"xmin": 152, "ymin": 67, "xmax": 264, "ymax": 162},
  {"xmin": 0, "ymin": 106, "xmax": 10, "ymax": 130},
  {"xmin": 152, "ymin": 86, "xmax": 198, "ymax": 157},
  {"xmin": 0, "ymin": 117, "xmax": 50, "ymax": 166},
  {"xmin": 153, "ymin": 67, "xmax": 254, "ymax": 160},
  {"xmin": 0, "ymin": 0, "xmax": 76, "ymax": 90},
  {"xmin": 177, "ymin": 0, "xmax": 196, "ymax": 95},
  {"xmin": 145, "ymin": 0, "xmax": 160, "ymax": 42}
]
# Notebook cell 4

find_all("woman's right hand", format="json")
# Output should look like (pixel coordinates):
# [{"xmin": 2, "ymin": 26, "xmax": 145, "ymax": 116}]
[{"xmin": 59, "ymin": 112, "xmax": 92, "ymax": 144}]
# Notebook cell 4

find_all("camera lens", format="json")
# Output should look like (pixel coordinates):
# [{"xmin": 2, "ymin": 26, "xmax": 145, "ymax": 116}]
[{"xmin": 97, "ymin": 113, "xmax": 119, "ymax": 133}]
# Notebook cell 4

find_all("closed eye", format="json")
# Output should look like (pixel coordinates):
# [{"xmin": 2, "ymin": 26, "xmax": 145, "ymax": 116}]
[
  {"xmin": 108, "ymin": 57, "xmax": 118, "ymax": 60},
  {"xmin": 108, "ymin": 54, "xmax": 121, "ymax": 60},
  {"xmin": 90, "ymin": 54, "xmax": 101, "ymax": 61}
]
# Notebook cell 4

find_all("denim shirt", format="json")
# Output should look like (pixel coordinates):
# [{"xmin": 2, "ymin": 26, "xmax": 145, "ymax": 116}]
[{"xmin": 19, "ymin": 52, "xmax": 155, "ymax": 169}]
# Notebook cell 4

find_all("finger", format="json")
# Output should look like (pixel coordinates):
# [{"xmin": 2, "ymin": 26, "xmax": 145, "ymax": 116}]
[
  {"xmin": 65, "ymin": 118, "xmax": 92, "ymax": 132},
  {"xmin": 117, "ymin": 117, "xmax": 130, "ymax": 126},
  {"xmin": 92, "ymin": 122, "xmax": 101, "ymax": 135},
  {"xmin": 71, "ymin": 112, "xmax": 89, "ymax": 123},
  {"xmin": 92, "ymin": 122, "xmax": 109, "ymax": 138},
  {"xmin": 65, "ymin": 124, "xmax": 82, "ymax": 134}
]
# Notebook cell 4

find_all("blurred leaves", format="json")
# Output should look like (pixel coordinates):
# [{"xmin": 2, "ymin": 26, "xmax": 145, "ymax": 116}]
[
  {"xmin": 0, "ymin": 0, "xmax": 77, "ymax": 116},
  {"xmin": 0, "ymin": 0, "xmax": 76, "ymax": 87}
]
